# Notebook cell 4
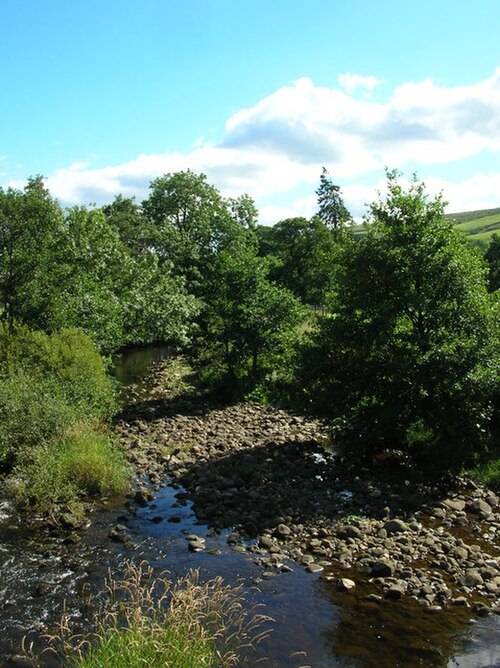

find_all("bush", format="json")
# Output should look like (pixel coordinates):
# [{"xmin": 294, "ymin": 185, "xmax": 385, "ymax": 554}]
[
  {"xmin": 0, "ymin": 323, "xmax": 117, "ymax": 420},
  {"xmin": 57, "ymin": 426, "xmax": 129, "ymax": 497},
  {"xmin": 0, "ymin": 371, "xmax": 74, "ymax": 470}
]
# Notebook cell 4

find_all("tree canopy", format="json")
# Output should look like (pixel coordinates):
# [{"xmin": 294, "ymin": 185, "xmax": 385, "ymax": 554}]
[{"xmin": 302, "ymin": 171, "xmax": 499, "ymax": 468}]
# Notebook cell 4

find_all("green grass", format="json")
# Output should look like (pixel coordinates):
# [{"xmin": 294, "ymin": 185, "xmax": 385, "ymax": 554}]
[
  {"xmin": 45, "ymin": 562, "xmax": 270, "ymax": 668},
  {"xmin": 471, "ymin": 457, "xmax": 500, "ymax": 491},
  {"xmin": 7, "ymin": 424, "xmax": 129, "ymax": 523}
]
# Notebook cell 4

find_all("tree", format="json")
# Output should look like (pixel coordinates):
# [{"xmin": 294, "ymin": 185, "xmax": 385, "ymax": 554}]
[
  {"xmin": 194, "ymin": 246, "xmax": 302, "ymax": 395},
  {"xmin": 257, "ymin": 216, "xmax": 339, "ymax": 306},
  {"xmin": 485, "ymin": 233, "xmax": 500, "ymax": 292},
  {"xmin": 102, "ymin": 194, "xmax": 151, "ymax": 255},
  {"xmin": 142, "ymin": 170, "xmax": 233, "ymax": 294},
  {"xmin": 316, "ymin": 167, "xmax": 351, "ymax": 239},
  {"xmin": 302, "ymin": 171, "xmax": 498, "ymax": 468},
  {"xmin": 0, "ymin": 176, "xmax": 63, "ymax": 329}
]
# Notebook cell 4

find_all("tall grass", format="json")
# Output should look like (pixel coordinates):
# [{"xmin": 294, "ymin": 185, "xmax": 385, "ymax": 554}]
[{"xmin": 46, "ymin": 562, "xmax": 270, "ymax": 668}]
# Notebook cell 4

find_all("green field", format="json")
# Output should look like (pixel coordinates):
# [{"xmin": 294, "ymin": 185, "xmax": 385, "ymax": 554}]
[
  {"xmin": 349, "ymin": 207, "xmax": 500, "ymax": 251},
  {"xmin": 446, "ymin": 208, "xmax": 500, "ymax": 250}
]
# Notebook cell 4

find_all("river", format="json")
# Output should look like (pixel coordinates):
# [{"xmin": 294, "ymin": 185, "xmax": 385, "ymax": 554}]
[{"xmin": 0, "ymin": 346, "xmax": 499, "ymax": 667}]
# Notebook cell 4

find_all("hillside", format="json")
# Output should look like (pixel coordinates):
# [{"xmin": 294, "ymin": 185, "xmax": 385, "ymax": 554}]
[
  {"xmin": 445, "ymin": 207, "xmax": 500, "ymax": 250},
  {"xmin": 350, "ymin": 206, "xmax": 500, "ymax": 251}
]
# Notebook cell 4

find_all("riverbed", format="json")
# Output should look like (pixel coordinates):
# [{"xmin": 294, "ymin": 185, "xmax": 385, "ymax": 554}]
[{"xmin": 0, "ymin": 346, "xmax": 499, "ymax": 667}]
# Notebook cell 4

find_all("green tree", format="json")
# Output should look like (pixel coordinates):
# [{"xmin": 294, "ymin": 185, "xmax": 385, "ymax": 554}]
[
  {"xmin": 142, "ymin": 170, "xmax": 233, "ymax": 294},
  {"xmin": 302, "ymin": 171, "xmax": 498, "ymax": 468},
  {"xmin": 257, "ymin": 216, "xmax": 339, "ymax": 306},
  {"xmin": 195, "ymin": 247, "xmax": 302, "ymax": 395},
  {"xmin": 485, "ymin": 233, "xmax": 500, "ymax": 292},
  {"xmin": 0, "ymin": 176, "xmax": 63, "ymax": 329},
  {"xmin": 102, "ymin": 194, "xmax": 151, "ymax": 255},
  {"xmin": 316, "ymin": 167, "xmax": 351, "ymax": 239}
]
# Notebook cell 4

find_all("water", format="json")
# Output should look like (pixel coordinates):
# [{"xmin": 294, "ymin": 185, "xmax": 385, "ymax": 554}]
[{"xmin": 0, "ymin": 345, "xmax": 499, "ymax": 667}]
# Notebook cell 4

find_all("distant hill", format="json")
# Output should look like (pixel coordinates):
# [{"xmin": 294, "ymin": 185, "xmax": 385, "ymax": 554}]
[
  {"xmin": 445, "ymin": 207, "xmax": 500, "ymax": 250},
  {"xmin": 349, "ymin": 207, "xmax": 500, "ymax": 251}
]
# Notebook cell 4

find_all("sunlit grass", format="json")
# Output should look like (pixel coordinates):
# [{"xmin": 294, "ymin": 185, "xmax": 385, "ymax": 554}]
[{"xmin": 45, "ymin": 562, "xmax": 271, "ymax": 668}]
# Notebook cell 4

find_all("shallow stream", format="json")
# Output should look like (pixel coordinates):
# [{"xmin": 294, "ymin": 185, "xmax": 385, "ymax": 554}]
[{"xmin": 0, "ymin": 346, "xmax": 499, "ymax": 667}]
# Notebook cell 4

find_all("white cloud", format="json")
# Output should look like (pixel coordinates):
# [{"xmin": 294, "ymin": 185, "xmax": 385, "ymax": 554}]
[
  {"xmin": 338, "ymin": 72, "xmax": 381, "ymax": 94},
  {"xmin": 6, "ymin": 67, "xmax": 500, "ymax": 224}
]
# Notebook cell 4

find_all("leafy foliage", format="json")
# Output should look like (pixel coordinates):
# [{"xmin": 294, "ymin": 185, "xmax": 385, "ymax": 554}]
[
  {"xmin": 301, "ymin": 171, "xmax": 499, "ymax": 468},
  {"xmin": 485, "ymin": 233, "xmax": 500, "ymax": 291}
]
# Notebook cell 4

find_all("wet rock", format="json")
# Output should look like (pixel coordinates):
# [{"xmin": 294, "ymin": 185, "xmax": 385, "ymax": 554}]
[
  {"xmin": 108, "ymin": 524, "xmax": 130, "ymax": 543},
  {"xmin": 306, "ymin": 563, "xmax": 324, "ymax": 574},
  {"xmin": 134, "ymin": 486, "xmax": 154, "ymax": 506},
  {"xmin": 337, "ymin": 578, "xmax": 356, "ymax": 592}
]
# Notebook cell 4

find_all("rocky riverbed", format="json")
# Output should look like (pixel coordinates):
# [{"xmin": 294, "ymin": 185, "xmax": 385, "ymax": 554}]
[{"xmin": 115, "ymin": 358, "xmax": 500, "ymax": 619}]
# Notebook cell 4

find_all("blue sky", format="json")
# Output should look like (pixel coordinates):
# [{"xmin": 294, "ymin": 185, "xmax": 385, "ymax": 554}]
[{"xmin": 1, "ymin": 0, "xmax": 500, "ymax": 223}]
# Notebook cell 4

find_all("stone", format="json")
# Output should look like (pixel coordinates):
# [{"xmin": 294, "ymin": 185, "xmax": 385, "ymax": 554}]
[
  {"xmin": 277, "ymin": 523, "xmax": 292, "ymax": 538},
  {"xmin": 259, "ymin": 535, "xmax": 275, "ymax": 550},
  {"xmin": 460, "ymin": 568, "xmax": 484, "ymax": 588},
  {"xmin": 337, "ymin": 578, "xmax": 356, "ymax": 592},
  {"xmin": 371, "ymin": 559, "xmax": 396, "ymax": 577},
  {"xmin": 384, "ymin": 519, "xmax": 409, "ymax": 535},
  {"xmin": 467, "ymin": 499, "xmax": 492, "ymax": 515},
  {"xmin": 385, "ymin": 584, "xmax": 405, "ymax": 599},
  {"xmin": 442, "ymin": 498, "xmax": 466, "ymax": 512},
  {"xmin": 306, "ymin": 563, "xmax": 324, "ymax": 574}
]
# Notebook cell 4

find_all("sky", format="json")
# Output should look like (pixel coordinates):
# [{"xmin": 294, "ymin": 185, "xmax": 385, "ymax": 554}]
[{"xmin": 1, "ymin": 0, "xmax": 500, "ymax": 224}]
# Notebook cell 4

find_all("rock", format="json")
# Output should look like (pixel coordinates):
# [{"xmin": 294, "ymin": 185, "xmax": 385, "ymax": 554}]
[
  {"xmin": 276, "ymin": 523, "xmax": 291, "ymax": 538},
  {"xmin": 259, "ymin": 535, "xmax": 275, "ymax": 550},
  {"xmin": 337, "ymin": 578, "xmax": 356, "ymax": 592},
  {"xmin": 442, "ymin": 498, "xmax": 466, "ymax": 512},
  {"xmin": 386, "ymin": 584, "xmax": 405, "ymax": 599},
  {"xmin": 473, "ymin": 602, "xmax": 491, "ymax": 617},
  {"xmin": 108, "ymin": 524, "xmax": 130, "ymax": 543},
  {"xmin": 306, "ymin": 563, "xmax": 324, "ymax": 574},
  {"xmin": 188, "ymin": 538, "xmax": 205, "ymax": 552},
  {"xmin": 134, "ymin": 486, "xmax": 154, "ymax": 506},
  {"xmin": 384, "ymin": 519, "xmax": 409, "ymax": 535},
  {"xmin": 460, "ymin": 568, "xmax": 484, "ymax": 588},
  {"xmin": 371, "ymin": 559, "xmax": 396, "ymax": 577},
  {"xmin": 467, "ymin": 499, "xmax": 492, "ymax": 516},
  {"xmin": 451, "ymin": 596, "xmax": 468, "ymax": 606}
]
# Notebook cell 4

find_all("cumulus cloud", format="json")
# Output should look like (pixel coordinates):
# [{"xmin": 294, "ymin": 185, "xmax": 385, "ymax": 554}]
[
  {"xmin": 338, "ymin": 72, "xmax": 381, "ymax": 94},
  {"xmin": 8, "ymin": 67, "xmax": 499, "ymax": 224}
]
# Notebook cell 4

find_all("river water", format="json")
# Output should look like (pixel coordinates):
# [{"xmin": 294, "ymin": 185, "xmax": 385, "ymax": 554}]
[{"xmin": 0, "ymin": 346, "xmax": 499, "ymax": 667}]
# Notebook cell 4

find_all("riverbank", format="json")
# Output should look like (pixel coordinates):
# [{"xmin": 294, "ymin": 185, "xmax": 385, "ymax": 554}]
[{"xmin": 115, "ymin": 357, "xmax": 500, "ymax": 617}]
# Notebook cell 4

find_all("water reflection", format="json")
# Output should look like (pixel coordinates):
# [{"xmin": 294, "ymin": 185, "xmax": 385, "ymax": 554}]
[{"xmin": 111, "ymin": 344, "xmax": 172, "ymax": 385}]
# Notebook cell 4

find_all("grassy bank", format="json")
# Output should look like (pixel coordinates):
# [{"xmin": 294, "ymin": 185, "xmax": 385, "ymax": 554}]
[{"xmin": 0, "ymin": 324, "xmax": 129, "ymax": 523}]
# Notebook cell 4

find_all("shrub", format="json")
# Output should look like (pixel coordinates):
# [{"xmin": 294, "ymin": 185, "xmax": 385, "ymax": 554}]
[
  {"xmin": 0, "ymin": 323, "xmax": 117, "ymax": 420},
  {"xmin": 0, "ymin": 371, "xmax": 74, "ymax": 470},
  {"xmin": 57, "ymin": 426, "xmax": 129, "ymax": 497}
]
